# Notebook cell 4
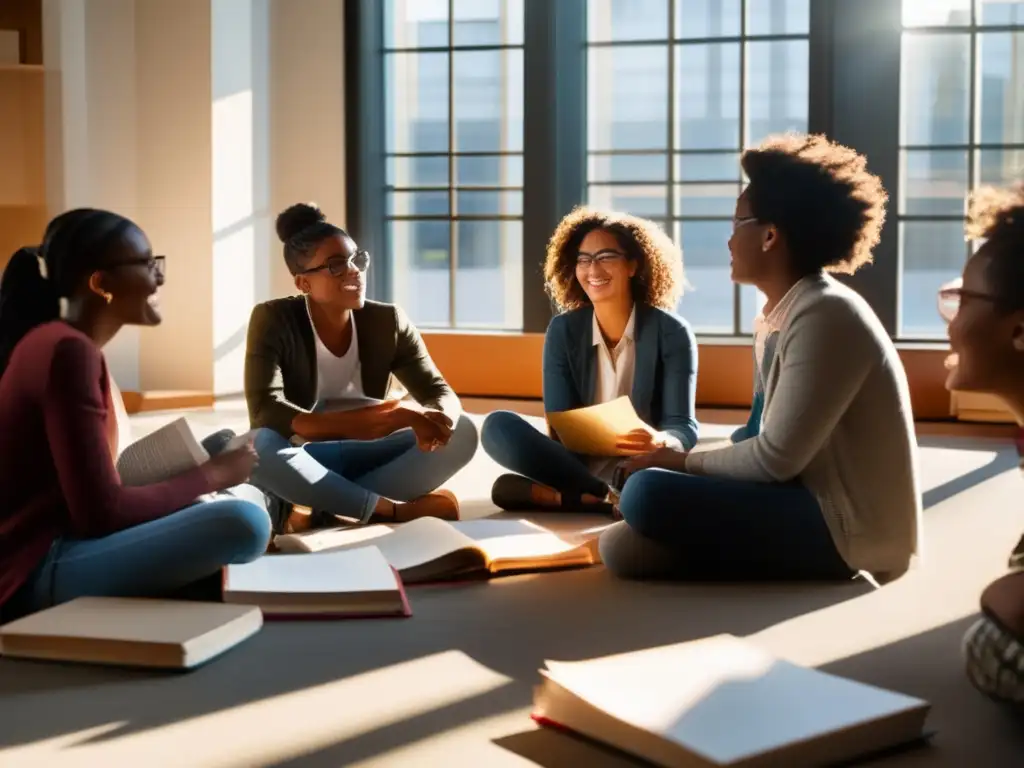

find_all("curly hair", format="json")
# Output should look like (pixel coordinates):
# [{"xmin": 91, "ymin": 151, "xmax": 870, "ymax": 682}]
[
  {"xmin": 543, "ymin": 206, "xmax": 684, "ymax": 312},
  {"xmin": 740, "ymin": 133, "xmax": 889, "ymax": 275},
  {"xmin": 966, "ymin": 182, "xmax": 1024, "ymax": 311}
]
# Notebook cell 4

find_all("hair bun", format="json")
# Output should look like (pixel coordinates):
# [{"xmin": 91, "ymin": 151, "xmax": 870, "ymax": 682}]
[{"xmin": 275, "ymin": 202, "xmax": 326, "ymax": 243}]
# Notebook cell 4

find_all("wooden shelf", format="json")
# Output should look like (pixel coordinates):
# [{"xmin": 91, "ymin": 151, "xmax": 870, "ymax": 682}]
[{"xmin": 0, "ymin": 64, "xmax": 43, "ymax": 73}]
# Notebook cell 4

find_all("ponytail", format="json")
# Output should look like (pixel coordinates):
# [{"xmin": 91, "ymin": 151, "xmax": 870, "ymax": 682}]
[{"xmin": 0, "ymin": 247, "xmax": 61, "ymax": 376}]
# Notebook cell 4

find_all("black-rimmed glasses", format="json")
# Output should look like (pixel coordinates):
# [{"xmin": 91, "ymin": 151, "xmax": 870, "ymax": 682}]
[
  {"xmin": 937, "ymin": 276, "xmax": 1001, "ymax": 323},
  {"xmin": 299, "ymin": 249, "xmax": 371, "ymax": 276}
]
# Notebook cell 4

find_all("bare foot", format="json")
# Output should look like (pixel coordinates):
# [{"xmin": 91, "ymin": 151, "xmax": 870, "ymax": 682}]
[{"xmin": 284, "ymin": 505, "xmax": 315, "ymax": 533}]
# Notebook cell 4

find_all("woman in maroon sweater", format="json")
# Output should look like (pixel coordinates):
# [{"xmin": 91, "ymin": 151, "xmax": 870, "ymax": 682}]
[{"xmin": 0, "ymin": 208, "xmax": 271, "ymax": 621}]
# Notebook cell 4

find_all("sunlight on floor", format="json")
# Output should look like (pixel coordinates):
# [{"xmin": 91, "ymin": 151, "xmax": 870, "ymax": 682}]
[{"xmin": 0, "ymin": 652, "xmax": 512, "ymax": 768}]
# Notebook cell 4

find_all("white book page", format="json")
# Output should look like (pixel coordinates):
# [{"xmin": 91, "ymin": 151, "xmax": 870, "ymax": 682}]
[
  {"xmin": 224, "ymin": 547, "xmax": 397, "ymax": 595},
  {"xmin": 450, "ymin": 520, "xmax": 591, "ymax": 563},
  {"xmin": 115, "ymin": 418, "xmax": 209, "ymax": 486},
  {"xmin": 543, "ymin": 635, "xmax": 927, "ymax": 764}
]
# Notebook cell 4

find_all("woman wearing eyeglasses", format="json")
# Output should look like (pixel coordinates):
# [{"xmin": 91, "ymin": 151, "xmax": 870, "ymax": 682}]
[
  {"xmin": 0, "ymin": 209, "xmax": 270, "ymax": 622},
  {"xmin": 600, "ymin": 134, "xmax": 921, "ymax": 585},
  {"xmin": 244, "ymin": 203, "xmax": 477, "ymax": 531},
  {"xmin": 940, "ymin": 183, "xmax": 1024, "ymax": 707},
  {"xmin": 479, "ymin": 206, "xmax": 698, "ymax": 514}
]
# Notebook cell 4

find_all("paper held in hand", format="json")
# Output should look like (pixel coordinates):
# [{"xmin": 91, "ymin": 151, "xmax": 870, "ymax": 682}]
[{"xmin": 546, "ymin": 396, "xmax": 650, "ymax": 456}]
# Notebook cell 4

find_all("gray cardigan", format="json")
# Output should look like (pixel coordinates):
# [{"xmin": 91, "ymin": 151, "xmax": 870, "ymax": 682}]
[
  {"xmin": 543, "ymin": 304, "xmax": 699, "ymax": 450},
  {"xmin": 686, "ymin": 273, "xmax": 922, "ymax": 580}
]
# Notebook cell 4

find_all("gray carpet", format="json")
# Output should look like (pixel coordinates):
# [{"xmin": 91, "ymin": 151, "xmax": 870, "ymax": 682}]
[{"xmin": 0, "ymin": 403, "xmax": 1021, "ymax": 767}]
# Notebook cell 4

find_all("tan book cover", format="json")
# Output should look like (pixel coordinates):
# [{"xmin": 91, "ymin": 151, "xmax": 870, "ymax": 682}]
[
  {"xmin": 0, "ymin": 597, "xmax": 262, "ymax": 669},
  {"xmin": 532, "ymin": 634, "xmax": 932, "ymax": 767}
]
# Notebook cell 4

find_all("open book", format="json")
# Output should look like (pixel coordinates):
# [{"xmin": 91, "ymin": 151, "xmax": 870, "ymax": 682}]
[
  {"xmin": 223, "ymin": 546, "xmax": 411, "ymax": 619},
  {"xmin": 532, "ymin": 634, "xmax": 932, "ymax": 767},
  {"xmin": 116, "ymin": 418, "xmax": 254, "ymax": 486},
  {"xmin": 273, "ymin": 517, "xmax": 597, "ymax": 583},
  {"xmin": 0, "ymin": 597, "xmax": 262, "ymax": 670}
]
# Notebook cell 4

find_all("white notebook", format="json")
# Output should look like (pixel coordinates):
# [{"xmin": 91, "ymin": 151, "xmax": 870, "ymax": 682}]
[
  {"xmin": 0, "ymin": 597, "xmax": 262, "ymax": 669},
  {"xmin": 222, "ymin": 547, "xmax": 410, "ymax": 618},
  {"xmin": 533, "ymin": 634, "xmax": 931, "ymax": 767}
]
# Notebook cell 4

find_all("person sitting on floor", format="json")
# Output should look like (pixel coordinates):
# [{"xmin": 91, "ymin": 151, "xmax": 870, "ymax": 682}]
[
  {"xmin": 0, "ymin": 209, "xmax": 270, "ymax": 622},
  {"xmin": 244, "ymin": 202, "xmax": 477, "ymax": 532},
  {"xmin": 480, "ymin": 206, "xmax": 698, "ymax": 514},
  {"xmin": 600, "ymin": 133, "xmax": 921, "ymax": 584},
  {"xmin": 939, "ymin": 182, "xmax": 1024, "ymax": 707}
]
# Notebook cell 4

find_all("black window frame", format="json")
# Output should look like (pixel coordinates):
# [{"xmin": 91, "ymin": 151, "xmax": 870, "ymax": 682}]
[{"xmin": 345, "ymin": 0, "xmax": 989, "ymax": 341}]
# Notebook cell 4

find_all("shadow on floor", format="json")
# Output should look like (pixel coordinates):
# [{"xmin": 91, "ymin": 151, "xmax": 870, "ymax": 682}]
[
  {"xmin": 0, "ymin": 567, "xmax": 869, "ymax": 762},
  {"xmin": 493, "ymin": 616, "xmax": 1024, "ymax": 768}
]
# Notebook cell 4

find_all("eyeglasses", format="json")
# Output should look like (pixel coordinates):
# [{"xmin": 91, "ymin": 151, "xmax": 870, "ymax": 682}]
[
  {"xmin": 576, "ymin": 251, "xmax": 627, "ymax": 269},
  {"xmin": 299, "ymin": 250, "xmax": 371, "ymax": 276},
  {"xmin": 110, "ymin": 255, "xmax": 165, "ymax": 279},
  {"xmin": 936, "ymin": 276, "xmax": 1001, "ymax": 323},
  {"xmin": 732, "ymin": 216, "xmax": 758, "ymax": 231}
]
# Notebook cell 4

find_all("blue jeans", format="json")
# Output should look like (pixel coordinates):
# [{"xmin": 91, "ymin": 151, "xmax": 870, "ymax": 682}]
[
  {"xmin": 480, "ymin": 410, "xmax": 609, "ymax": 498},
  {"xmin": 6, "ymin": 497, "xmax": 271, "ymax": 619},
  {"xmin": 604, "ymin": 468, "xmax": 854, "ymax": 581},
  {"xmin": 250, "ymin": 414, "xmax": 479, "ymax": 522}
]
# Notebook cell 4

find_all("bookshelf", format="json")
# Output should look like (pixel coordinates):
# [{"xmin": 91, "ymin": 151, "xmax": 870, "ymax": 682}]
[{"xmin": 0, "ymin": 62, "xmax": 45, "ymax": 270}]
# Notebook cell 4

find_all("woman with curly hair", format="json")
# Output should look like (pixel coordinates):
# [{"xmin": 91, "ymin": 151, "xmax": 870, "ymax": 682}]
[
  {"xmin": 602, "ymin": 133, "xmax": 921, "ymax": 584},
  {"xmin": 480, "ymin": 207, "xmax": 698, "ymax": 513},
  {"xmin": 939, "ymin": 183, "xmax": 1024, "ymax": 707}
]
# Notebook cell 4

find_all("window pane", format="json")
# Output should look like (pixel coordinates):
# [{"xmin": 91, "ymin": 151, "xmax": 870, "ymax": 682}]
[
  {"xmin": 453, "ymin": 0, "xmax": 524, "ymax": 46},
  {"xmin": 589, "ymin": 153, "xmax": 669, "ymax": 182},
  {"xmin": 745, "ymin": 40, "xmax": 809, "ymax": 146},
  {"xmin": 899, "ymin": 150, "xmax": 968, "ymax": 216},
  {"xmin": 903, "ymin": 0, "xmax": 971, "ymax": 27},
  {"xmin": 976, "ymin": 148, "xmax": 1024, "ymax": 187},
  {"xmin": 455, "ymin": 220, "xmax": 523, "ymax": 328},
  {"xmin": 977, "ymin": 32, "xmax": 1024, "ymax": 145},
  {"xmin": 675, "ymin": 183, "xmax": 740, "ymax": 217},
  {"xmin": 900, "ymin": 33, "xmax": 970, "ymax": 146},
  {"xmin": 453, "ymin": 50, "xmax": 523, "ymax": 153},
  {"xmin": 455, "ymin": 190, "xmax": 523, "ymax": 216},
  {"xmin": 588, "ymin": 0, "xmax": 669, "ymax": 42},
  {"xmin": 385, "ymin": 0, "xmax": 448, "ymax": 48},
  {"xmin": 676, "ymin": 0, "xmax": 741, "ymax": 39},
  {"xmin": 388, "ymin": 190, "xmax": 450, "ymax": 216},
  {"xmin": 390, "ymin": 220, "xmax": 451, "ymax": 327},
  {"xmin": 589, "ymin": 184, "xmax": 668, "ymax": 217},
  {"xmin": 899, "ymin": 221, "xmax": 967, "ymax": 338},
  {"xmin": 588, "ymin": 46, "xmax": 669, "ymax": 150},
  {"xmin": 976, "ymin": 0, "xmax": 1024, "ymax": 25},
  {"xmin": 455, "ymin": 154, "xmax": 523, "ymax": 186},
  {"xmin": 676, "ymin": 220, "xmax": 734, "ymax": 332},
  {"xmin": 386, "ymin": 52, "xmax": 449, "ymax": 153},
  {"xmin": 746, "ymin": 0, "xmax": 810, "ymax": 35},
  {"xmin": 675, "ymin": 152, "xmax": 740, "ymax": 181},
  {"xmin": 675, "ymin": 43, "xmax": 741, "ymax": 150},
  {"xmin": 387, "ymin": 156, "xmax": 449, "ymax": 188}
]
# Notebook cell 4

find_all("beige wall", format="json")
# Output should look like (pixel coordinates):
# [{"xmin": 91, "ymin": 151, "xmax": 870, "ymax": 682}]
[{"xmin": 42, "ymin": 0, "xmax": 346, "ymax": 396}]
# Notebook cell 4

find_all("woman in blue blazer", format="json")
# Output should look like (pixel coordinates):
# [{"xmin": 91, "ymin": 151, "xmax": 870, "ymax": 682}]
[{"xmin": 480, "ymin": 206, "xmax": 699, "ymax": 513}]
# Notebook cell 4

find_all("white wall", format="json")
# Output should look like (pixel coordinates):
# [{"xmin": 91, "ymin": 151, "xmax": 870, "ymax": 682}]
[{"xmin": 42, "ymin": 0, "xmax": 346, "ymax": 395}]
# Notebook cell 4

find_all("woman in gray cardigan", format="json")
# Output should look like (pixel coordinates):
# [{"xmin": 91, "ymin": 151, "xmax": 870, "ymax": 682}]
[
  {"xmin": 480, "ymin": 207, "xmax": 699, "ymax": 514},
  {"xmin": 602, "ymin": 134, "xmax": 921, "ymax": 585}
]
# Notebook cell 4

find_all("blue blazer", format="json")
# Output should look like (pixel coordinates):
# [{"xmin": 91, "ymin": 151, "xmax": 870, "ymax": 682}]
[{"xmin": 542, "ymin": 304, "xmax": 699, "ymax": 450}]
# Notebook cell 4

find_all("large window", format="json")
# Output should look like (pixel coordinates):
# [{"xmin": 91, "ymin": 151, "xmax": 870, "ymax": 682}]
[
  {"xmin": 586, "ymin": 0, "xmax": 810, "ymax": 334},
  {"xmin": 899, "ymin": 0, "xmax": 1024, "ymax": 338},
  {"xmin": 384, "ymin": 0, "xmax": 525, "ymax": 330}
]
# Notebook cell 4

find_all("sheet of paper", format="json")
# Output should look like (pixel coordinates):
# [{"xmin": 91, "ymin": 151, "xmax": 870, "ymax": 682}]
[
  {"xmin": 224, "ymin": 547, "xmax": 397, "ymax": 595},
  {"xmin": 546, "ymin": 396, "xmax": 649, "ymax": 456}
]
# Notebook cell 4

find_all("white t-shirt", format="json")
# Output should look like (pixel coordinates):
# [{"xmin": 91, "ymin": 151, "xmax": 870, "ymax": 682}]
[
  {"xmin": 306, "ymin": 299, "xmax": 365, "ymax": 404},
  {"xmin": 589, "ymin": 306, "xmax": 637, "ymax": 482}
]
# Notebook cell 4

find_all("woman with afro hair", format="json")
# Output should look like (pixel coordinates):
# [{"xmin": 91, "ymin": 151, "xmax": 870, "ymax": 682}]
[
  {"xmin": 481, "ymin": 207, "xmax": 698, "ymax": 514},
  {"xmin": 603, "ymin": 133, "xmax": 921, "ymax": 586}
]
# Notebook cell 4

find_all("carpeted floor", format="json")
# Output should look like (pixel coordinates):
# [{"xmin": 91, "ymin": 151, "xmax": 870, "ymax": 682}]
[{"xmin": 0, "ymin": 400, "xmax": 1022, "ymax": 767}]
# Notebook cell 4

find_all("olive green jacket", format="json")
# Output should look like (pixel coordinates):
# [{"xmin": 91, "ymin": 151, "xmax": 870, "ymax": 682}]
[{"xmin": 244, "ymin": 296, "xmax": 460, "ymax": 439}]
